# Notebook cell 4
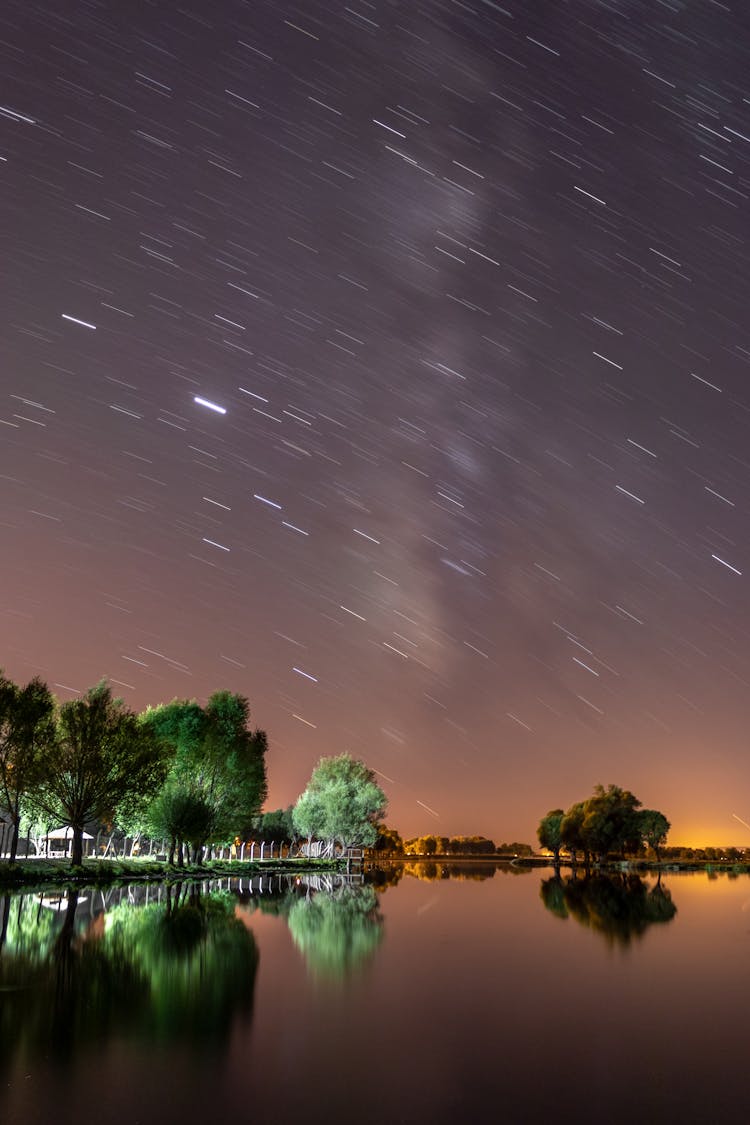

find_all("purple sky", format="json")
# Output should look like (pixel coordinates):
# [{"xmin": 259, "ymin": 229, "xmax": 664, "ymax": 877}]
[{"xmin": 3, "ymin": 0, "xmax": 750, "ymax": 844}]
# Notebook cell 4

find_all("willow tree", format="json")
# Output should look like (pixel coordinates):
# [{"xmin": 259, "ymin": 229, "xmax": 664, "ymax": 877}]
[
  {"xmin": 293, "ymin": 754, "xmax": 386, "ymax": 854},
  {"xmin": 537, "ymin": 809, "xmax": 565, "ymax": 865},
  {"xmin": 638, "ymin": 809, "xmax": 671, "ymax": 862},
  {"xmin": 143, "ymin": 691, "xmax": 268, "ymax": 863},
  {"xmin": 34, "ymin": 682, "xmax": 168, "ymax": 866},
  {"xmin": 0, "ymin": 673, "xmax": 56, "ymax": 864}
]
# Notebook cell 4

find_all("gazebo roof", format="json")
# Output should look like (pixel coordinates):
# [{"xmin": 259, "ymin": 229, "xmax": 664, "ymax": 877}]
[{"xmin": 46, "ymin": 826, "xmax": 94, "ymax": 840}]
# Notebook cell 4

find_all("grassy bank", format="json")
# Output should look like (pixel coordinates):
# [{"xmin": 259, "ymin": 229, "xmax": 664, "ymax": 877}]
[{"xmin": 0, "ymin": 856, "xmax": 342, "ymax": 891}]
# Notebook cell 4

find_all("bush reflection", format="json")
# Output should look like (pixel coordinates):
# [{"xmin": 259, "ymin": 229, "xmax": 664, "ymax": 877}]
[
  {"xmin": 0, "ymin": 875, "xmax": 384, "ymax": 1067},
  {"xmin": 540, "ymin": 873, "xmax": 677, "ymax": 946},
  {"xmin": 237, "ymin": 877, "xmax": 384, "ymax": 979},
  {"xmin": 0, "ymin": 883, "xmax": 258, "ymax": 1062},
  {"xmin": 368, "ymin": 859, "xmax": 534, "ymax": 887}
]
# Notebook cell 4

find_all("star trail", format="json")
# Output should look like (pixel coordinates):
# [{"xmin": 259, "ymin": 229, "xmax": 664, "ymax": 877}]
[{"xmin": 2, "ymin": 0, "xmax": 750, "ymax": 844}]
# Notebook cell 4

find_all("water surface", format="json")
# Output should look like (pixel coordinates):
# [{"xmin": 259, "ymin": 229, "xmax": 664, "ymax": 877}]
[{"xmin": 0, "ymin": 864, "xmax": 747, "ymax": 1124}]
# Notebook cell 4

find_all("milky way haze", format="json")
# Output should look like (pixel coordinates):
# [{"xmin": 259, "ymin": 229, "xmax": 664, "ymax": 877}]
[{"xmin": 2, "ymin": 0, "xmax": 750, "ymax": 843}]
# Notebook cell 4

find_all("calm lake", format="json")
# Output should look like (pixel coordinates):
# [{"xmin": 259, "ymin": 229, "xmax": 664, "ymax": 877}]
[{"xmin": 0, "ymin": 863, "xmax": 748, "ymax": 1124}]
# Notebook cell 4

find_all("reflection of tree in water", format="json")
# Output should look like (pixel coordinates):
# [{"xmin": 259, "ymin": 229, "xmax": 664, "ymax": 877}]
[
  {"xmin": 540, "ymin": 877, "xmax": 569, "ymax": 920},
  {"xmin": 540, "ymin": 874, "xmax": 677, "ymax": 947},
  {"xmin": 105, "ymin": 883, "xmax": 258, "ymax": 1044},
  {"xmin": 0, "ymin": 890, "xmax": 149, "ymax": 1064},
  {"xmin": 287, "ymin": 884, "xmax": 383, "ymax": 980},
  {"xmin": 0, "ymin": 883, "xmax": 258, "ymax": 1066},
  {"xmin": 367, "ymin": 864, "xmax": 404, "ymax": 891},
  {"xmin": 397, "ymin": 860, "xmax": 532, "ymax": 883}
]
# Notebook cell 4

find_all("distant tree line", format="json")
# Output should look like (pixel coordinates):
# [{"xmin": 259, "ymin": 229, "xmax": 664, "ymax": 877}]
[
  {"xmin": 537, "ymin": 784, "xmax": 671, "ymax": 866},
  {"xmin": 370, "ymin": 831, "xmax": 534, "ymax": 858},
  {"xmin": 652, "ymin": 845, "xmax": 745, "ymax": 863},
  {"xmin": 403, "ymin": 834, "xmax": 498, "ymax": 856}
]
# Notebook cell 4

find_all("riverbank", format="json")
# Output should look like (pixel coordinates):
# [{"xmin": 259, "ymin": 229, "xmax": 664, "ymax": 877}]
[{"xmin": 0, "ymin": 856, "xmax": 343, "ymax": 891}]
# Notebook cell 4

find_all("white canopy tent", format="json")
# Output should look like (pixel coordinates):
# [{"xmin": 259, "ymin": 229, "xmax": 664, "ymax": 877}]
[
  {"xmin": 44, "ymin": 826, "xmax": 94, "ymax": 857},
  {"xmin": 45, "ymin": 827, "xmax": 94, "ymax": 840}
]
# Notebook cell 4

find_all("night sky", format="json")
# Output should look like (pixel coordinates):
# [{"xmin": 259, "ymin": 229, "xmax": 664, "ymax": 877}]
[{"xmin": 3, "ymin": 0, "xmax": 750, "ymax": 845}]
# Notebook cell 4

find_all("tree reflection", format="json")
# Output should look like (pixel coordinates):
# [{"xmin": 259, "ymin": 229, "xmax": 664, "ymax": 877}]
[
  {"xmin": 105, "ymin": 884, "xmax": 258, "ymax": 1044},
  {"xmin": 400, "ymin": 860, "xmax": 531, "ymax": 882},
  {"xmin": 0, "ymin": 883, "xmax": 258, "ymax": 1067},
  {"xmin": 286, "ymin": 884, "xmax": 383, "ymax": 979},
  {"xmin": 540, "ymin": 873, "xmax": 677, "ymax": 946},
  {"xmin": 0, "ymin": 891, "xmax": 149, "ymax": 1062}
]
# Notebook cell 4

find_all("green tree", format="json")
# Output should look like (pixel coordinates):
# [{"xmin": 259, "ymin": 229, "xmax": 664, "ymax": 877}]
[
  {"xmin": 148, "ymin": 784, "xmax": 214, "ymax": 866},
  {"xmin": 374, "ymin": 825, "xmax": 404, "ymax": 855},
  {"xmin": 293, "ymin": 754, "xmax": 386, "ymax": 853},
  {"xmin": 293, "ymin": 786, "xmax": 327, "ymax": 853},
  {"xmin": 582, "ymin": 785, "xmax": 642, "ymax": 862},
  {"xmin": 33, "ymin": 682, "xmax": 168, "ymax": 866},
  {"xmin": 560, "ymin": 802, "xmax": 588, "ymax": 866},
  {"xmin": 638, "ymin": 809, "xmax": 671, "ymax": 861},
  {"xmin": 0, "ymin": 673, "xmax": 56, "ymax": 864},
  {"xmin": 537, "ymin": 809, "xmax": 565, "ymax": 864},
  {"xmin": 250, "ymin": 806, "xmax": 296, "ymax": 845},
  {"xmin": 143, "ymin": 692, "xmax": 268, "ymax": 862}
]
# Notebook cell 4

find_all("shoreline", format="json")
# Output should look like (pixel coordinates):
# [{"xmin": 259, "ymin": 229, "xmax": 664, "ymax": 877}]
[
  {"xmin": 0, "ymin": 856, "xmax": 344, "ymax": 892},
  {"xmin": 370, "ymin": 855, "xmax": 750, "ymax": 874}
]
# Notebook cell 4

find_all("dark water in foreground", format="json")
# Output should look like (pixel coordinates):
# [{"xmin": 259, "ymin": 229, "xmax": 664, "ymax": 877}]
[{"xmin": 0, "ymin": 864, "xmax": 748, "ymax": 1125}]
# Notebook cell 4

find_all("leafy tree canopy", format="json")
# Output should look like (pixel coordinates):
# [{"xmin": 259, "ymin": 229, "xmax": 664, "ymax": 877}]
[
  {"xmin": 32, "ymin": 682, "xmax": 168, "ymax": 866},
  {"xmin": 537, "ymin": 809, "xmax": 565, "ymax": 860},
  {"xmin": 0, "ymin": 672, "xmax": 57, "ymax": 863},
  {"xmin": 142, "ymin": 692, "xmax": 268, "ymax": 855},
  {"xmin": 293, "ymin": 754, "xmax": 386, "ymax": 851},
  {"xmin": 551, "ymin": 785, "xmax": 670, "ymax": 864},
  {"xmin": 638, "ymin": 809, "xmax": 671, "ymax": 860}
]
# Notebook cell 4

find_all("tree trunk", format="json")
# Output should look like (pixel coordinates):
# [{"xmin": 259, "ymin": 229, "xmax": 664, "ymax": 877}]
[
  {"xmin": 71, "ymin": 827, "xmax": 84, "ymax": 867},
  {"xmin": 8, "ymin": 812, "xmax": 20, "ymax": 866}
]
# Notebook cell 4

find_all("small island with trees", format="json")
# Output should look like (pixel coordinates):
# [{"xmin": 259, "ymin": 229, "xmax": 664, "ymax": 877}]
[{"xmin": 537, "ymin": 785, "xmax": 671, "ymax": 867}]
